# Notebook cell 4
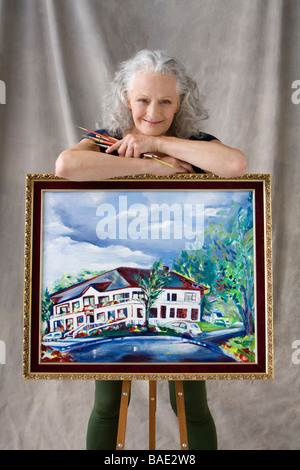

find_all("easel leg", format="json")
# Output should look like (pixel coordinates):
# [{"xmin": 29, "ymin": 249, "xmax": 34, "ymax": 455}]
[
  {"xmin": 116, "ymin": 380, "xmax": 131, "ymax": 450},
  {"xmin": 149, "ymin": 380, "xmax": 157, "ymax": 450},
  {"xmin": 116, "ymin": 380, "xmax": 188, "ymax": 450},
  {"xmin": 175, "ymin": 381, "xmax": 189, "ymax": 450}
]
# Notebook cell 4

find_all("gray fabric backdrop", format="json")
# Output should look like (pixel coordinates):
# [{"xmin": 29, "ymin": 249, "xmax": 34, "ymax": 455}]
[{"xmin": 0, "ymin": 0, "xmax": 299, "ymax": 450}]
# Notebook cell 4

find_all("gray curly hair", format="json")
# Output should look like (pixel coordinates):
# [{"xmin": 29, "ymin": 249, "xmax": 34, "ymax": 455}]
[{"xmin": 99, "ymin": 50, "xmax": 208, "ymax": 138}]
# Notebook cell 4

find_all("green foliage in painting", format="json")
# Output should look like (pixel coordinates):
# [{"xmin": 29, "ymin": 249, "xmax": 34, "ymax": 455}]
[
  {"xmin": 221, "ymin": 335, "xmax": 256, "ymax": 362},
  {"xmin": 173, "ymin": 195, "xmax": 254, "ymax": 334},
  {"xmin": 41, "ymin": 287, "xmax": 52, "ymax": 334},
  {"xmin": 136, "ymin": 260, "xmax": 171, "ymax": 328}
]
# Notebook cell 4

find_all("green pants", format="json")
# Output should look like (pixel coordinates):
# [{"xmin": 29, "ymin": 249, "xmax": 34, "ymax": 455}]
[{"xmin": 86, "ymin": 380, "xmax": 217, "ymax": 450}]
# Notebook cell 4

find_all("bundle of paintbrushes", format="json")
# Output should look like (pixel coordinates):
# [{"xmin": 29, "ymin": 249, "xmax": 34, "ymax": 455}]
[{"xmin": 78, "ymin": 126, "xmax": 173, "ymax": 167}]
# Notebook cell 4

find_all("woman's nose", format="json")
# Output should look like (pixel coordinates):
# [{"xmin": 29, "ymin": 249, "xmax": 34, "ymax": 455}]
[{"xmin": 147, "ymin": 101, "xmax": 160, "ymax": 118}]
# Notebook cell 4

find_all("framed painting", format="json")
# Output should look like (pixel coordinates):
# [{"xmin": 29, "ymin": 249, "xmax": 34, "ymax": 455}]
[{"xmin": 23, "ymin": 174, "xmax": 273, "ymax": 380}]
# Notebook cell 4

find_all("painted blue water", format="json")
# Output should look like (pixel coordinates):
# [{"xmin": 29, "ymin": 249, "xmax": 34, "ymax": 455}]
[{"xmin": 66, "ymin": 335, "xmax": 236, "ymax": 363}]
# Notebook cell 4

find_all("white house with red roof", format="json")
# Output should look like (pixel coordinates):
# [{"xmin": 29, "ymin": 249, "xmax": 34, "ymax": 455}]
[{"xmin": 48, "ymin": 267, "xmax": 207, "ymax": 337}]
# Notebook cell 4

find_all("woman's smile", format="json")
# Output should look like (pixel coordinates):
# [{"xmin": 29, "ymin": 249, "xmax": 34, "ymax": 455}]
[{"xmin": 142, "ymin": 118, "xmax": 164, "ymax": 125}]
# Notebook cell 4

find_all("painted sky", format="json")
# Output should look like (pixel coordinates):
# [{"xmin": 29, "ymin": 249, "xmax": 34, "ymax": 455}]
[{"xmin": 41, "ymin": 189, "xmax": 252, "ymax": 291}]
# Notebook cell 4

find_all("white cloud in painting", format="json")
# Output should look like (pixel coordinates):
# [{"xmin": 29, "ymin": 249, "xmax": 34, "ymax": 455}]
[
  {"xmin": 141, "ymin": 190, "xmax": 247, "ymax": 208},
  {"xmin": 204, "ymin": 207, "xmax": 231, "ymax": 217},
  {"xmin": 43, "ymin": 191, "xmax": 108, "ymax": 241},
  {"xmin": 42, "ymin": 236, "xmax": 155, "ymax": 290},
  {"xmin": 44, "ymin": 220, "xmax": 74, "ymax": 236}
]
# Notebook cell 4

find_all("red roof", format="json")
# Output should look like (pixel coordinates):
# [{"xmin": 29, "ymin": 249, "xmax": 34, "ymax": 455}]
[{"xmin": 50, "ymin": 266, "xmax": 207, "ymax": 305}]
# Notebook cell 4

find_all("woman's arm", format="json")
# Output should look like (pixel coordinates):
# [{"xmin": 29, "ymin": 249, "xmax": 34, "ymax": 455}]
[
  {"xmin": 106, "ymin": 134, "xmax": 247, "ymax": 178},
  {"xmin": 157, "ymin": 136, "xmax": 247, "ymax": 178},
  {"xmin": 55, "ymin": 139, "xmax": 194, "ymax": 181}
]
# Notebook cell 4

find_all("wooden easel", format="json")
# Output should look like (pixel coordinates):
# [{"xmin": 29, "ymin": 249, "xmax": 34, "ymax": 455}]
[{"xmin": 116, "ymin": 380, "xmax": 188, "ymax": 450}]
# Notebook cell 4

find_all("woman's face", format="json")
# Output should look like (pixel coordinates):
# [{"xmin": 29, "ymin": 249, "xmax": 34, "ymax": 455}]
[{"xmin": 127, "ymin": 73, "xmax": 179, "ymax": 136}]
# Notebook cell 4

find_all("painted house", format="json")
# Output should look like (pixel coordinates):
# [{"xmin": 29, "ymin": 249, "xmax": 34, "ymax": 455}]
[{"xmin": 48, "ymin": 267, "xmax": 207, "ymax": 336}]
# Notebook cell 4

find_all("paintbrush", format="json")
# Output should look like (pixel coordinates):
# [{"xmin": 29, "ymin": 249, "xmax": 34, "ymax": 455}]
[
  {"xmin": 78, "ymin": 126, "xmax": 174, "ymax": 167},
  {"xmin": 82, "ymin": 134, "xmax": 113, "ymax": 148},
  {"xmin": 142, "ymin": 153, "xmax": 174, "ymax": 167},
  {"xmin": 78, "ymin": 126, "xmax": 117, "ymax": 143}
]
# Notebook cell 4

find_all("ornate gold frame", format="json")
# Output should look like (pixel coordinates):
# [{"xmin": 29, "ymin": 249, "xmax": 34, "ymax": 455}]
[{"xmin": 23, "ymin": 173, "xmax": 273, "ymax": 380}]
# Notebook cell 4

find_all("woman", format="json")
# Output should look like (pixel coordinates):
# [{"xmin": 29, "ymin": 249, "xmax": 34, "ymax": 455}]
[
  {"xmin": 56, "ymin": 50, "xmax": 246, "ymax": 180},
  {"xmin": 56, "ymin": 50, "xmax": 247, "ymax": 450}
]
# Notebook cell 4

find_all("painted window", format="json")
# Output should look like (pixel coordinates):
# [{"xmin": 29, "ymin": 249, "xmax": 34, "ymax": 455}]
[
  {"xmin": 167, "ymin": 293, "xmax": 177, "ymax": 301},
  {"xmin": 114, "ymin": 292, "xmax": 130, "ymax": 302},
  {"xmin": 58, "ymin": 305, "xmax": 69, "ymax": 314},
  {"xmin": 97, "ymin": 312, "xmax": 105, "ymax": 322},
  {"xmin": 137, "ymin": 308, "xmax": 143, "ymax": 318},
  {"xmin": 184, "ymin": 292, "xmax": 197, "ymax": 302},
  {"xmin": 108, "ymin": 310, "xmax": 115, "ymax": 321},
  {"xmin": 117, "ymin": 308, "xmax": 127, "ymax": 319},
  {"xmin": 191, "ymin": 308, "xmax": 199, "ymax": 320},
  {"xmin": 83, "ymin": 296, "xmax": 95, "ymax": 306},
  {"xmin": 72, "ymin": 301, "xmax": 80, "ymax": 312},
  {"xmin": 133, "ymin": 290, "xmax": 143, "ymax": 298},
  {"xmin": 177, "ymin": 308, "xmax": 187, "ymax": 319},
  {"xmin": 149, "ymin": 307, "xmax": 157, "ymax": 318},
  {"xmin": 160, "ymin": 305, "xmax": 166, "ymax": 318}
]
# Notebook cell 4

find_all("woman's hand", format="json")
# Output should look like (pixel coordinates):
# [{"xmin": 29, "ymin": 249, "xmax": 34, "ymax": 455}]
[
  {"xmin": 105, "ymin": 133, "xmax": 157, "ymax": 158},
  {"xmin": 104, "ymin": 132, "xmax": 195, "ymax": 175}
]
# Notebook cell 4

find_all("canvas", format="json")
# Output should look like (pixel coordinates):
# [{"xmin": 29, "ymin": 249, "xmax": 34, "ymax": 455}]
[{"xmin": 23, "ymin": 174, "xmax": 273, "ymax": 380}]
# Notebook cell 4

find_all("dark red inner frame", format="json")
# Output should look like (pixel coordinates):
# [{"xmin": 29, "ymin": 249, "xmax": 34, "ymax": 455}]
[{"xmin": 29, "ymin": 179, "xmax": 267, "ymax": 376}]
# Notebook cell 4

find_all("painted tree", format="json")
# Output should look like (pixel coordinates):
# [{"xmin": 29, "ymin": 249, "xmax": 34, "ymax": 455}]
[
  {"xmin": 206, "ymin": 201, "xmax": 254, "ymax": 334},
  {"xmin": 172, "ymin": 250, "xmax": 217, "ymax": 321},
  {"xmin": 41, "ymin": 287, "xmax": 52, "ymax": 334},
  {"xmin": 137, "ymin": 260, "xmax": 171, "ymax": 328},
  {"xmin": 173, "ymin": 195, "xmax": 254, "ymax": 334}
]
